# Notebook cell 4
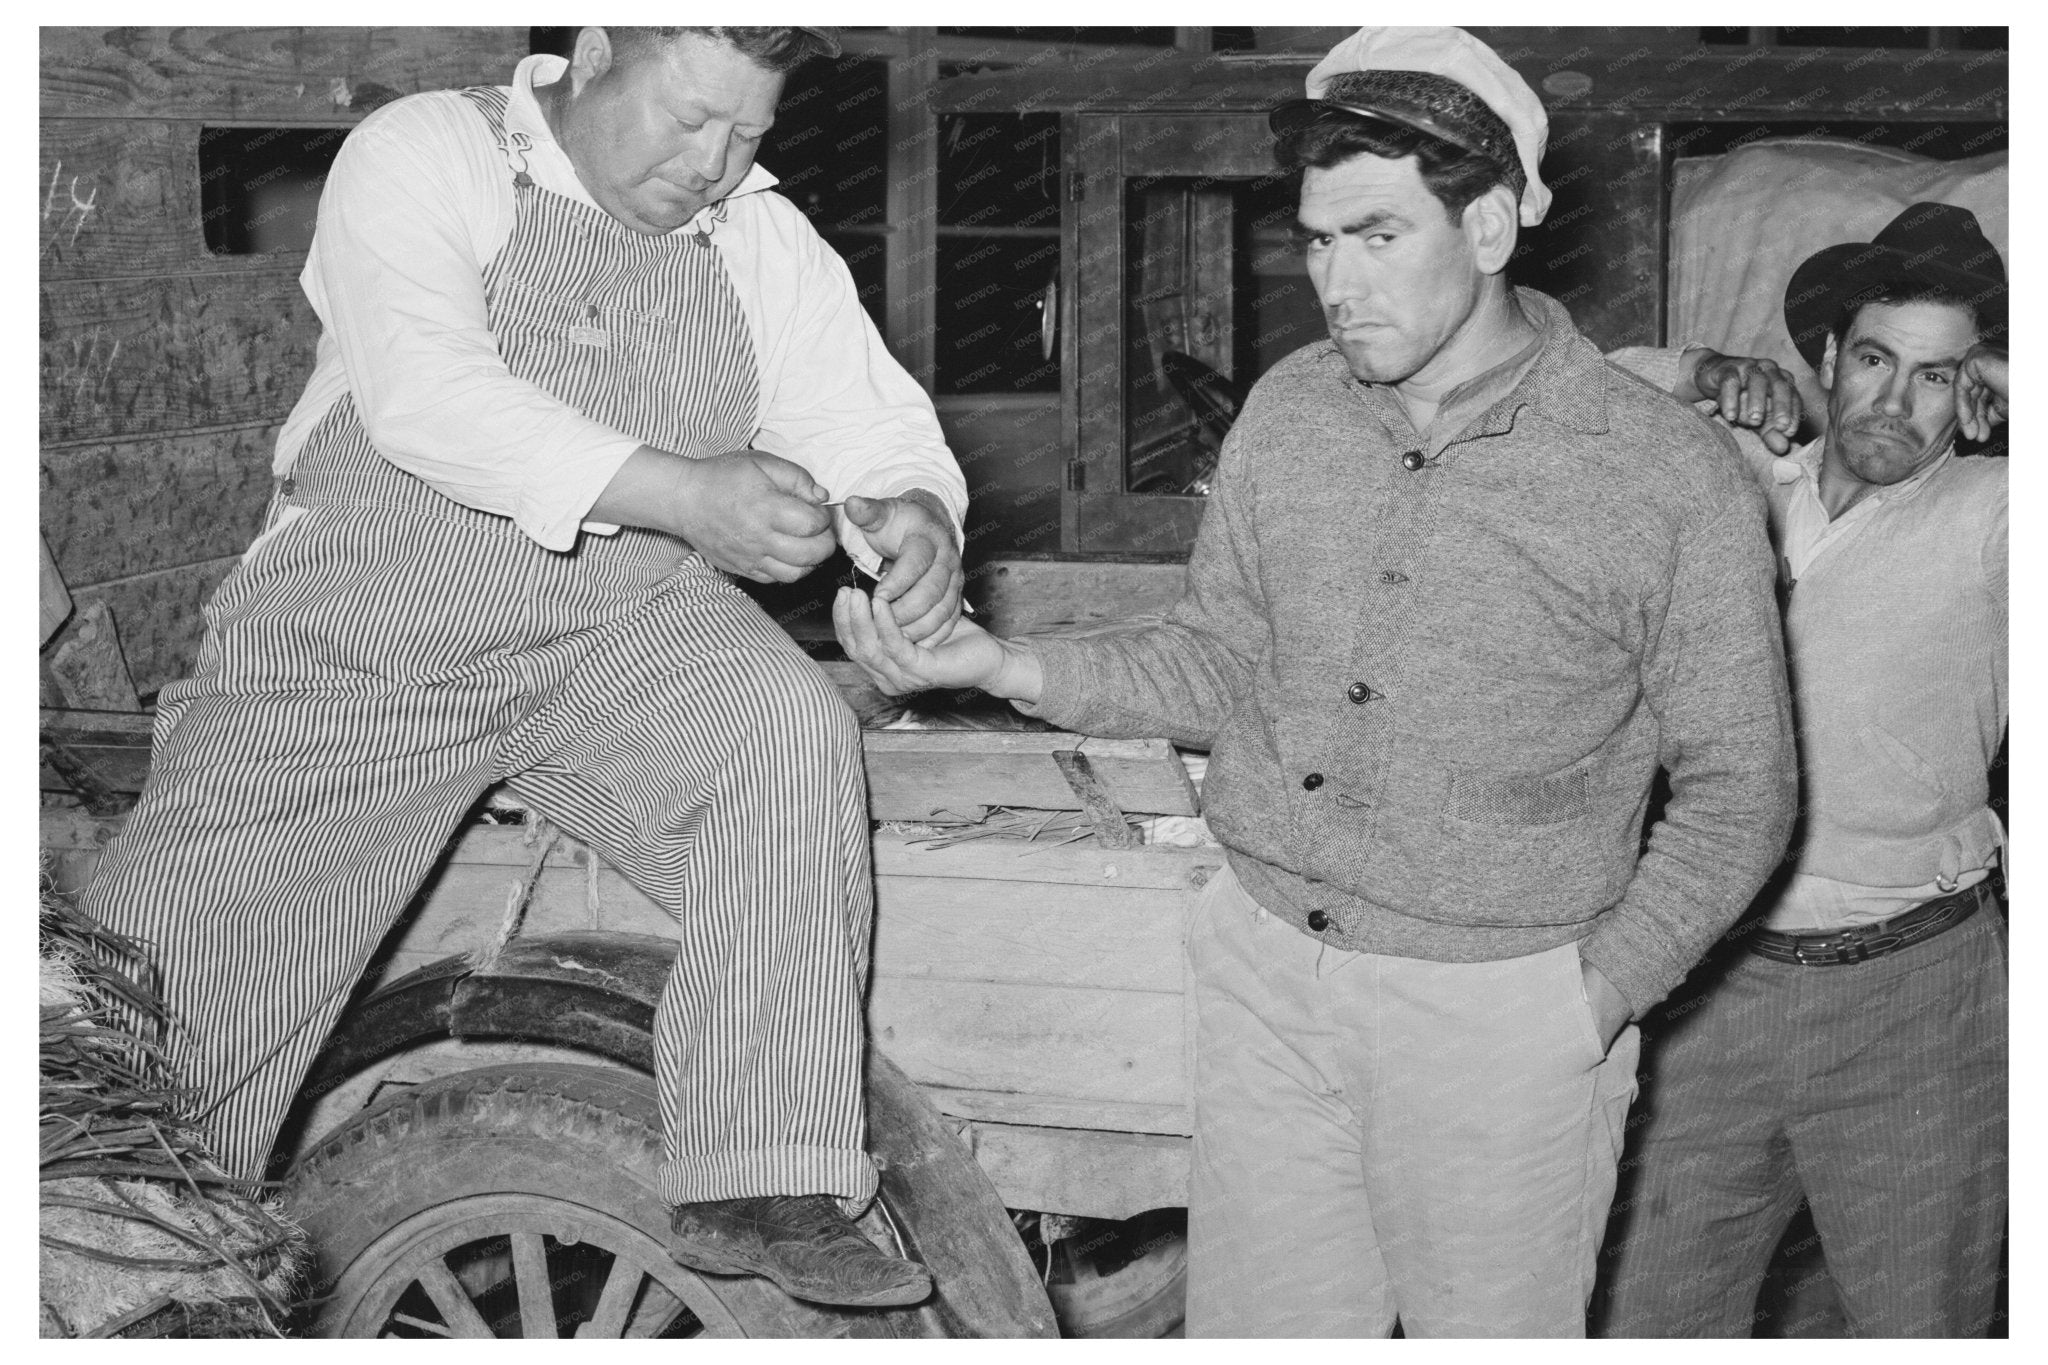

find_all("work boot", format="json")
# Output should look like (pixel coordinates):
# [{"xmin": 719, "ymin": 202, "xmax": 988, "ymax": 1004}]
[{"xmin": 667, "ymin": 1193, "xmax": 934, "ymax": 1308}]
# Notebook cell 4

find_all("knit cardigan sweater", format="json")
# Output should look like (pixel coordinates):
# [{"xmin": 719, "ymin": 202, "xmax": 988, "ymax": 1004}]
[{"xmin": 1023, "ymin": 292, "xmax": 1798, "ymax": 1015}]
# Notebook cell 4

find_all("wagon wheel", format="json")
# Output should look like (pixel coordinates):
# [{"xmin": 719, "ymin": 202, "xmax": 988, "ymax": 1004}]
[
  {"xmin": 287, "ymin": 1063, "xmax": 934, "ymax": 1338},
  {"xmin": 1036, "ymin": 1208, "xmax": 1188, "ymax": 1338},
  {"xmin": 323, "ymin": 1195, "xmax": 736, "ymax": 1338}
]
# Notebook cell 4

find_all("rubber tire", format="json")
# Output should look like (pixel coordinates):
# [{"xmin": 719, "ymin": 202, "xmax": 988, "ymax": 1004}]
[
  {"xmin": 1043, "ymin": 1209, "xmax": 1188, "ymax": 1339},
  {"xmin": 286, "ymin": 1063, "xmax": 944, "ymax": 1338}
]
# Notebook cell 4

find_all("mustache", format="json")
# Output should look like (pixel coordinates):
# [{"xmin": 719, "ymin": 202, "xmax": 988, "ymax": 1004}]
[{"xmin": 1845, "ymin": 416, "xmax": 1914, "ymax": 441}]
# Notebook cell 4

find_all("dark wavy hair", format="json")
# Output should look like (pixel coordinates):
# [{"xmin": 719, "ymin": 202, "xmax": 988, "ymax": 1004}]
[
  {"xmin": 1274, "ymin": 116, "xmax": 1516, "ymax": 226},
  {"xmin": 1828, "ymin": 276, "xmax": 1999, "ymax": 356}
]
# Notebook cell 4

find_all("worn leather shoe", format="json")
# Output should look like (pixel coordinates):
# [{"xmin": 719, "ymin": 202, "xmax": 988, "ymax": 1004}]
[{"xmin": 667, "ymin": 1194, "xmax": 934, "ymax": 1308}]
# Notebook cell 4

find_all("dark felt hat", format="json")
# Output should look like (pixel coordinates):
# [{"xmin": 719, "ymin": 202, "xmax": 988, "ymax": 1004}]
[
  {"xmin": 1783, "ymin": 201, "xmax": 2006, "ymax": 369},
  {"xmin": 795, "ymin": 27, "xmax": 842, "ymax": 58}
]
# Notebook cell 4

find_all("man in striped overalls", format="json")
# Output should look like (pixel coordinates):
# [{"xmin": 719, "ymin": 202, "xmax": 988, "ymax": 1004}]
[{"xmin": 78, "ymin": 26, "xmax": 966, "ymax": 1308}]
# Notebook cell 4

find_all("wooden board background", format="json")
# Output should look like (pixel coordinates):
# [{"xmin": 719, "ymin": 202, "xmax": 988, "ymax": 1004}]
[{"xmin": 39, "ymin": 27, "xmax": 527, "ymax": 696}]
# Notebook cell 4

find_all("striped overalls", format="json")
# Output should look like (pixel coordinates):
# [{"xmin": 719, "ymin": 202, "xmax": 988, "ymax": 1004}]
[{"xmin": 78, "ymin": 87, "xmax": 878, "ymax": 1211}]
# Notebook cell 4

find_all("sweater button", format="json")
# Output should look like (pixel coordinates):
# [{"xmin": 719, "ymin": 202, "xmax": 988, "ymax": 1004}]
[
  {"xmin": 1307, "ymin": 910, "xmax": 1330, "ymax": 932},
  {"xmin": 1302, "ymin": 772, "xmax": 1323, "ymax": 791},
  {"xmin": 1400, "ymin": 450, "xmax": 1425, "ymax": 471},
  {"xmin": 1347, "ymin": 682, "xmax": 1370, "ymax": 704}
]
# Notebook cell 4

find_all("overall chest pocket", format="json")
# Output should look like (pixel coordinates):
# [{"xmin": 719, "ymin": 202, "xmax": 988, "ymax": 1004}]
[
  {"xmin": 488, "ymin": 276, "xmax": 757, "ymax": 456},
  {"xmin": 490, "ymin": 279, "xmax": 684, "ymax": 375}
]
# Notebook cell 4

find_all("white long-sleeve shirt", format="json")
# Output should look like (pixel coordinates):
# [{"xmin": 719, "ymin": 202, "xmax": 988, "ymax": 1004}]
[{"xmin": 276, "ymin": 54, "xmax": 967, "ymax": 567}]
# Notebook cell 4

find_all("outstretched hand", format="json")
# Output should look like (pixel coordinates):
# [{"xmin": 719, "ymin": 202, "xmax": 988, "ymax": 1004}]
[
  {"xmin": 833, "ymin": 586, "xmax": 1039, "ymax": 702},
  {"xmin": 838, "ymin": 493, "xmax": 963, "ymax": 644},
  {"xmin": 1689, "ymin": 349, "xmax": 1804, "ymax": 455}
]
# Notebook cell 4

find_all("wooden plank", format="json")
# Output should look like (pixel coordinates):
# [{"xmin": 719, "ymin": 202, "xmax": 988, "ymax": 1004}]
[
  {"xmin": 41, "ymin": 271, "xmax": 318, "ymax": 445},
  {"xmin": 1070, "ymin": 113, "xmax": 1123, "ymax": 528},
  {"xmin": 1052, "ymin": 749, "xmax": 1141, "ymax": 848},
  {"xmin": 1069, "ymin": 490, "xmax": 1207, "ymax": 557},
  {"xmin": 884, "ymin": 31, "xmax": 938, "ymax": 391},
  {"xmin": 40, "ymin": 532, "xmax": 74, "ymax": 643},
  {"xmin": 68, "ymin": 557, "xmax": 238, "ymax": 697},
  {"xmin": 925, "ymin": 1086, "xmax": 1190, "ymax": 1137},
  {"xmin": 1057, "ymin": 111, "xmax": 1081, "ymax": 550},
  {"xmin": 932, "ymin": 54, "xmax": 1303, "ymax": 115},
  {"xmin": 37, "ymin": 706, "xmax": 1208, "ymax": 827},
  {"xmin": 869, "ymin": 977, "xmax": 1186, "ymax": 1108},
  {"xmin": 961, "ymin": 1120, "xmax": 1188, "ymax": 1221},
  {"xmin": 41, "ymin": 27, "xmax": 530, "ymax": 121},
  {"xmin": 872, "ymin": 878, "xmax": 1188, "ymax": 993},
  {"xmin": 44, "ymin": 600, "xmax": 141, "ymax": 711},
  {"xmin": 863, "ymin": 730, "xmax": 1198, "ymax": 819},
  {"xmin": 1119, "ymin": 114, "xmax": 1276, "ymax": 178},
  {"xmin": 39, "ymin": 118, "xmax": 216, "ymax": 279},
  {"xmin": 971, "ymin": 556, "xmax": 1187, "ymax": 634},
  {"xmin": 874, "ymin": 832, "xmax": 1219, "ymax": 890},
  {"xmin": 39, "ymin": 709, "xmax": 155, "ymax": 801},
  {"xmin": 42, "ymin": 425, "xmax": 280, "ymax": 584},
  {"xmin": 933, "ymin": 45, "xmax": 2006, "ymax": 120}
]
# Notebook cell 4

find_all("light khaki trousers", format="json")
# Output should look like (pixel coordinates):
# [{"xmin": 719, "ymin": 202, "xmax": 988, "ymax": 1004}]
[{"xmin": 1185, "ymin": 863, "xmax": 1639, "ymax": 1337}]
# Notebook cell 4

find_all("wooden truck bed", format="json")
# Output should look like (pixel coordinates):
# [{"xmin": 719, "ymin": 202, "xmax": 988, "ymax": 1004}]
[{"xmin": 40, "ymin": 702, "xmax": 1219, "ymax": 1222}]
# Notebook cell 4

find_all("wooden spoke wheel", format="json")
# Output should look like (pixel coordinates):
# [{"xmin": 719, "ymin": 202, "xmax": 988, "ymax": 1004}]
[
  {"xmin": 287, "ymin": 1064, "xmax": 942, "ymax": 1338},
  {"xmin": 322, "ymin": 1195, "xmax": 740, "ymax": 1338}
]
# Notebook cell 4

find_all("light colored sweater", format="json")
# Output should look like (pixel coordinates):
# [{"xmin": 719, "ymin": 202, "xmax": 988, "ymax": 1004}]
[
  {"xmin": 1023, "ymin": 292, "xmax": 1798, "ymax": 1015},
  {"xmin": 1611, "ymin": 349, "xmax": 2008, "ymax": 911}
]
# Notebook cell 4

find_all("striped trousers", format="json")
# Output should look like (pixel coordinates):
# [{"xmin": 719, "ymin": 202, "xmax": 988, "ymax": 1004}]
[
  {"xmin": 1597, "ymin": 902, "xmax": 2007, "ymax": 1337},
  {"xmin": 77, "ymin": 461, "xmax": 876, "ymax": 1210}
]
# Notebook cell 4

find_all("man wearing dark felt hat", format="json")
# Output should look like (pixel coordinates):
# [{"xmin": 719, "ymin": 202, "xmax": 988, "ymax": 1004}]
[
  {"xmin": 1599, "ymin": 202, "xmax": 2008, "ymax": 1338},
  {"xmin": 835, "ymin": 25, "xmax": 1796, "ymax": 1336}
]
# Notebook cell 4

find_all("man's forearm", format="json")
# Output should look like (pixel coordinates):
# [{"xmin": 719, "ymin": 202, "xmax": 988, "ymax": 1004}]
[
  {"xmin": 985, "ymin": 638, "xmax": 1045, "ymax": 706},
  {"xmin": 586, "ymin": 445, "xmax": 692, "ymax": 538},
  {"xmin": 1579, "ymin": 497, "xmax": 1797, "ymax": 1015}
]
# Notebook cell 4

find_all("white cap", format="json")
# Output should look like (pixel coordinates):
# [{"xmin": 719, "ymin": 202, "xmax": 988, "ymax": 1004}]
[{"xmin": 1305, "ymin": 27, "xmax": 1551, "ymax": 226}]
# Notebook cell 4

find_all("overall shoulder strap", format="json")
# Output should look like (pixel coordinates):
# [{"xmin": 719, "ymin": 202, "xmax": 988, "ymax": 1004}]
[{"xmin": 457, "ymin": 86, "xmax": 532, "ymax": 187}]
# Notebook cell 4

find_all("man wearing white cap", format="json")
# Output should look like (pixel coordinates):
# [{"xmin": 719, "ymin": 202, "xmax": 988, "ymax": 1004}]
[{"xmin": 835, "ymin": 27, "xmax": 1795, "ymax": 1335}]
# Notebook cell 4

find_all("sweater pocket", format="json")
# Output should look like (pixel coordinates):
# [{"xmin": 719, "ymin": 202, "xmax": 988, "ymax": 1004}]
[
  {"xmin": 1415, "ymin": 748, "xmax": 1640, "ymax": 924},
  {"xmin": 1441, "ymin": 749, "xmax": 1603, "ymax": 828}
]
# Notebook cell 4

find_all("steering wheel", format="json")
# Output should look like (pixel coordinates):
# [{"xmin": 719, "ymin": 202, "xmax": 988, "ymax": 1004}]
[{"xmin": 1160, "ymin": 351, "xmax": 1245, "ymax": 448}]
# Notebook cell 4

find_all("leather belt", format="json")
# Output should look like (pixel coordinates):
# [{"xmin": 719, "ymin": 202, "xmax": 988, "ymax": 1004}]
[{"xmin": 1745, "ymin": 881, "xmax": 1991, "ymax": 967}]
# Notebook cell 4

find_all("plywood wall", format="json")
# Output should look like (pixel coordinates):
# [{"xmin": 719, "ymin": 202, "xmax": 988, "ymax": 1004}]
[{"xmin": 39, "ymin": 26, "xmax": 527, "ymax": 696}]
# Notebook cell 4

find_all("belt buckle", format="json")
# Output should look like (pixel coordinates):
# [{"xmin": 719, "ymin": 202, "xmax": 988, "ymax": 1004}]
[{"xmin": 1794, "ymin": 928, "xmax": 1871, "ymax": 966}]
